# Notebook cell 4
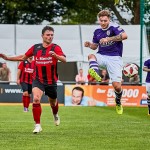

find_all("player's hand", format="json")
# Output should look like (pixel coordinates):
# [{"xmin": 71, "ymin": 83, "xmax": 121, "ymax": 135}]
[
  {"xmin": 49, "ymin": 51, "xmax": 57, "ymax": 57},
  {"xmin": 17, "ymin": 79, "xmax": 20, "ymax": 85},
  {"xmin": 99, "ymin": 38, "xmax": 109, "ymax": 44},
  {"xmin": 84, "ymin": 41, "xmax": 91, "ymax": 47},
  {"xmin": 0, "ymin": 53, "xmax": 8, "ymax": 60}
]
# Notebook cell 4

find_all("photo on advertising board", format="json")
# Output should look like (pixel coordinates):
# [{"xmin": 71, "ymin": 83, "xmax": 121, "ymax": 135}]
[
  {"xmin": 64, "ymin": 85, "xmax": 107, "ymax": 106},
  {"xmin": 64, "ymin": 85, "xmax": 147, "ymax": 107}
]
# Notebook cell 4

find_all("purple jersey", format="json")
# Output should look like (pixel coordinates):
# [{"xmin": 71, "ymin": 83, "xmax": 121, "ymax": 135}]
[
  {"xmin": 93, "ymin": 22, "xmax": 125, "ymax": 57},
  {"xmin": 144, "ymin": 59, "xmax": 150, "ymax": 83}
]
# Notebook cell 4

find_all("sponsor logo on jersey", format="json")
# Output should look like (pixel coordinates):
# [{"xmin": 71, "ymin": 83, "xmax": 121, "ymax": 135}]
[
  {"xmin": 100, "ymin": 40, "xmax": 115, "ymax": 47},
  {"xmin": 35, "ymin": 57, "xmax": 53, "ymax": 64},
  {"xmin": 106, "ymin": 30, "xmax": 110, "ymax": 36},
  {"xmin": 25, "ymin": 68, "xmax": 34, "ymax": 73}
]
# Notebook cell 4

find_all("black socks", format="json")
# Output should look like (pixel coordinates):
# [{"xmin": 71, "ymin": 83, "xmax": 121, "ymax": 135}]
[{"xmin": 114, "ymin": 90, "xmax": 122, "ymax": 105}]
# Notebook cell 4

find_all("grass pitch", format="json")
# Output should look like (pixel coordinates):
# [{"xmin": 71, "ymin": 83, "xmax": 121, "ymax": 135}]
[{"xmin": 0, "ymin": 105, "xmax": 150, "ymax": 150}]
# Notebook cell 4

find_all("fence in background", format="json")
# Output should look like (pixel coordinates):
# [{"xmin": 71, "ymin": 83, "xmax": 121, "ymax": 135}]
[{"xmin": 0, "ymin": 24, "xmax": 149, "ymax": 83}]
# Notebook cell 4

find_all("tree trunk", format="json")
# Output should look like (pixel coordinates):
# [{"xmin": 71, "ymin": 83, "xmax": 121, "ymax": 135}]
[{"xmin": 133, "ymin": 0, "xmax": 140, "ymax": 24}]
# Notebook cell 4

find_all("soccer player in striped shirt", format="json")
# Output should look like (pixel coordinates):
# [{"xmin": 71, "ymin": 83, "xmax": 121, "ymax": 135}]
[
  {"xmin": 0, "ymin": 26, "xmax": 66, "ymax": 133},
  {"xmin": 17, "ymin": 57, "xmax": 34, "ymax": 112}
]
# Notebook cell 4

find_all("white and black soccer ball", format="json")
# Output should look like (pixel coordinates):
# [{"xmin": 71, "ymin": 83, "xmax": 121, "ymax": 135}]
[{"xmin": 123, "ymin": 63, "xmax": 138, "ymax": 78}]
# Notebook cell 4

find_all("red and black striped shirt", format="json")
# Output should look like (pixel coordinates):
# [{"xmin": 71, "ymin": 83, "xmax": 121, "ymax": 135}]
[
  {"xmin": 25, "ymin": 43, "xmax": 65, "ymax": 85},
  {"xmin": 18, "ymin": 60, "xmax": 35, "ymax": 84}
]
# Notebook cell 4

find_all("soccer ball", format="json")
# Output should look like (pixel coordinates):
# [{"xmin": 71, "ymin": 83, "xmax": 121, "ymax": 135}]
[{"xmin": 123, "ymin": 63, "xmax": 138, "ymax": 78}]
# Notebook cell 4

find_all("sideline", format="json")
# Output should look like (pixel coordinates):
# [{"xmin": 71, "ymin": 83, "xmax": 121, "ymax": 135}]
[{"xmin": 0, "ymin": 103, "xmax": 64, "ymax": 106}]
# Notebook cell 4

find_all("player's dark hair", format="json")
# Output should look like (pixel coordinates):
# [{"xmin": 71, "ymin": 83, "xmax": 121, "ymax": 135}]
[
  {"xmin": 98, "ymin": 10, "xmax": 110, "ymax": 18},
  {"xmin": 72, "ymin": 86, "xmax": 84, "ymax": 98},
  {"xmin": 42, "ymin": 26, "xmax": 54, "ymax": 34}
]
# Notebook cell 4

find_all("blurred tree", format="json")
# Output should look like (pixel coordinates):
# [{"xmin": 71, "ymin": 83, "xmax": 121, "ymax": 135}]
[
  {"xmin": 0, "ymin": 0, "xmax": 145, "ymax": 25},
  {"xmin": 57, "ymin": 0, "xmax": 141, "ymax": 25},
  {"xmin": 144, "ymin": 0, "xmax": 150, "ymax": 25},
  {"xmin": 0, "ymin": 0, "xmax": 62, "ymax": 24}
]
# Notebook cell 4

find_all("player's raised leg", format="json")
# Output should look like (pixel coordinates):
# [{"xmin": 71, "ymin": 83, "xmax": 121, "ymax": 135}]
[
  {"xmin": 32, "ymin": 87, "xmax": 43, "ymax": 133},
  {"xmin": 88, "ymin": 54, "xmax": 101, "ymax": 82},
  {"xmin": 107, "ymin": 56, "xmax": 123, "ymax": 114}
]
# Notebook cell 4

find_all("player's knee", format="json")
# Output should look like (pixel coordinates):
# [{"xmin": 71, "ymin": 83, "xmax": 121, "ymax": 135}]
[
  {"xmin": 33, "ymin": 95, "xmax": 40, "ymax": 104},
  {"xmin": 50, "ymin": 102, "xmax": 56, "ymax": 107},
  {"xmin": 23, "ymin": 92, "xmax": 29, "ymax": 96},
  {"xmin": 114, "ymin": 85, "xmax": 121, "ymax": 93},
  {"xmin": 113, "ymin": 82, "xmax": 122, "ymax": 93},
  {"xmin": 49, "ymin": 98, "xmax": 56, "ymax": 106},
  {"xmin": 88, "ymin": 54, "xmax": 96, "ymax": 60}
]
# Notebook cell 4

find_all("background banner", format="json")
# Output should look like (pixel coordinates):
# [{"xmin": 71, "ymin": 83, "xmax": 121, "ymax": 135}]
[
  {"xmin": 65, "ymin": 85, "xmax": 147, "ymax": 106},
  {"xmin": 0, "ymin": 84, "xmax": 64, "ymax": 104}
]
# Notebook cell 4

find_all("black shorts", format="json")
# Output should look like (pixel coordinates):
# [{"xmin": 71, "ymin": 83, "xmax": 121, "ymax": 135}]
[
  {"xmin": 20, "ymin": 82, "xmax": 32, "ymax": 94},
  {"xmin": 32, "ymin": 79, "xmax": 57, "ymax": 99}
]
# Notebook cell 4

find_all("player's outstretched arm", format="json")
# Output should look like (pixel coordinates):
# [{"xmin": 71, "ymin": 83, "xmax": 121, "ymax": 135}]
[{"xmin": 0, "ymin": 54, "xmax": 28, "ymax": 61}]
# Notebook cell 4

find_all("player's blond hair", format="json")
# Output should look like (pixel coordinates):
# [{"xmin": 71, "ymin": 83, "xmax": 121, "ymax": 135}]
[{"xmin": 98, "ymin": 10, "xmax": 110, "ymax": 18}]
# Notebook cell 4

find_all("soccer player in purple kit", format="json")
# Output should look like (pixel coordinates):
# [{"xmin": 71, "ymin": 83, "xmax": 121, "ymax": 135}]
[
  {"xmin": 84, "ymin": 10, "xmax": 128, "ymax": 114},
  {"xmin": 143, "ymin": 59, "xmax": 150, "ymax": 115}
]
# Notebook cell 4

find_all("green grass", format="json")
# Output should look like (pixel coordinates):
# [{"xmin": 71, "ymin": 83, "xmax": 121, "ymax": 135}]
[{"xmin": 0, "ymin": 106, "xmax": 150, "ymax": 150}]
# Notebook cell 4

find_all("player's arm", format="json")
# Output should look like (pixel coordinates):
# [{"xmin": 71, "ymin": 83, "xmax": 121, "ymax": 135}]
[
  {"xmin": 107, "ymin": 32, "xmax": 128, "ymax": 42},
  {"xmin": 0, "ymin": 54, "xmax": 28, "ymax": 61},
  {"xmin": 49, "ymin": 45, "xmax": 66, "ymax": 63},
  {"xmin": 100, "ymin": 32, "xmax": 128, "ymax": 44},
  {"xmin": 49, "ymin": 51, "xmax": 66, "ymax": 63},
  {"xmin": 84, "ymin": 41, "xmax": 98, "ymax": 50},
  {"xmin": 17, "ymin": 69, "xmax": 21, "ymax": 85},
  {"xmin": 55, "ymin": 55, "xmax": 66, "ymax": 63},
  {"xmin": 143, "ymin": 66, "xmax": 150, "ymax": 72}
]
